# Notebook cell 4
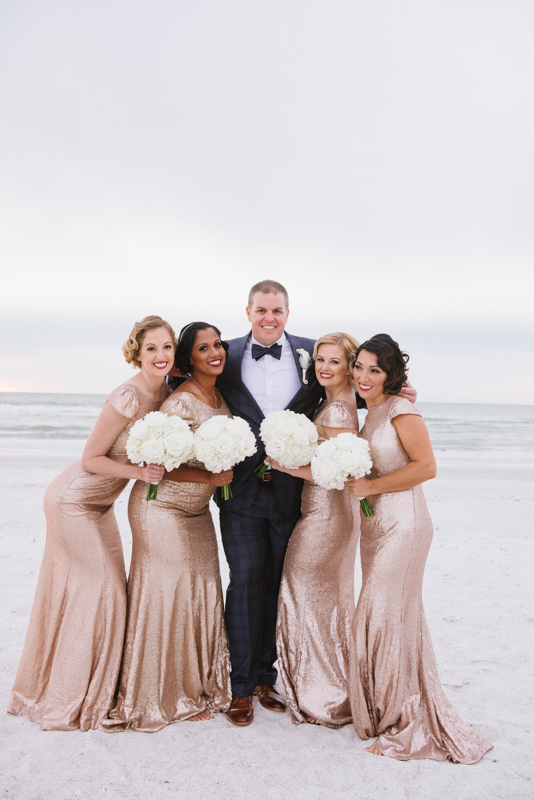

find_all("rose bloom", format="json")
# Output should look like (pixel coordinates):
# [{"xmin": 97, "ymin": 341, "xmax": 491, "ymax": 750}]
[
  {"xmin": 164, "ymin": 432, "xmax": 193, "ymax": 458},
  {"xmin": 215, "ymin": 434, "xmax": 235, "ymax": 456},
  {"xmin": 141, "ymin": 438, "xmax": 165, "ymax": 461},
  {"xmin": 145, "ymin": 411, "xmax": 167, "ymax": 427}
]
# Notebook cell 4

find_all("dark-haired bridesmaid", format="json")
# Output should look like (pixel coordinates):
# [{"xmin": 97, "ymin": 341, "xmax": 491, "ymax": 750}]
[
  {"xmin": 347, "ymin": 334, "xmax": 492, "ymax": 763},
  {"xmin": 104, "ymin": 322, "xmax": 233, "ymax": 732}
]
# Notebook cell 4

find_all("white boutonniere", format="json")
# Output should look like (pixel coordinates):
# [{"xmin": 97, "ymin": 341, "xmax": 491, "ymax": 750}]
[{"xmin": 296, "ymin": 348, "xmax": 310, "ymax": 385}]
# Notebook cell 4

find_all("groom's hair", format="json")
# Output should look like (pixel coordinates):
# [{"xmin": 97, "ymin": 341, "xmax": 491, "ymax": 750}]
[{"xmin": 247, "ymin": 280, "xmax": 289, "ymax": 309}]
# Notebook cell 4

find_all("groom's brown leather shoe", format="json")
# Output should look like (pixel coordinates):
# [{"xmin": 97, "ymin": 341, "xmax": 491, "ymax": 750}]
[
  {"xmin": 254, "ymin": 685, "xmax": 286, "ymax": 712},
  {"xmin": 226, "ymin": 695, "xmax": 254, "ymax": 726}
]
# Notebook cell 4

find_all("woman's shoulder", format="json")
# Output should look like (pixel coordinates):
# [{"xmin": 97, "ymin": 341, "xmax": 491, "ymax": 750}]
[
  {"xmin": 160, "ymin": 389, "xmax": 197, "ymax": 420},
  {"xmin": 320, "ymin": 399, "xmax": 359, "ymax": 429},
  {"xmin": 387, "ymin": 395, "xmax": 421, "ymax": 421},
  {"xmin": 106, "ymin": 383, "xmax": 141, "ymax": 419}
]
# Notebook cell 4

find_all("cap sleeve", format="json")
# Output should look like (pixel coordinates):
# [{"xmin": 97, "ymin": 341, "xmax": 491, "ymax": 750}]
[
  {"xmin": 160, "ymin": 393, "xmax": 195, "ymax": 426},
  {"xmin": 107, "ymin": 385, "xmax": 140, "ymax": 419},
  {"xmin": 321, "ymin": 400, "xmax": 359, "ymax": 431},
  {"xmin": 388, "ymin": 396, "xmax": 422, "ymax": 421}
]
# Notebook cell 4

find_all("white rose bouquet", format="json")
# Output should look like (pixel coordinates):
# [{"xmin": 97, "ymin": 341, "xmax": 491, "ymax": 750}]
[
  {"xmin": 311, "ymin": 432, "xmax": 374, "ymax": 516},
  {"xmin": 254, "ymin": 409, "xmax": 319, "ymax": 478},
  {"xmin": 126, "ymin": 411, "xmax": 195, "ymax": 500},
  {"xmin": 194, "ymin": 415, "xmax": 257, "ymax": 500}
]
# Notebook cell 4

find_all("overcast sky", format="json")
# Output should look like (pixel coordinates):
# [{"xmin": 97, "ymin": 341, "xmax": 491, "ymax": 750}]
[{"xmin": 1, "ymin": 1, "xmax": 533, "ymax": 403}]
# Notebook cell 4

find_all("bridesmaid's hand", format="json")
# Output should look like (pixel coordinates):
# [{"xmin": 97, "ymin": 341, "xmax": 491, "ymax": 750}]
[
  {"xmin": 397, "ymin": 380, "xmax": 417, "ymax": 403},
  {"xmin": 265, "ymin": 457, "xmax": 287, "ymax": 474},
  {"xmin": 209, "ymin": 468, "xmax": 234, "ymax": 487},
  {"xmin": 347, "ymin": 476, "xmax": 375, "ymax": 497},
  {"xmin": 141, "ymin": 463, "xmax": 165, "ymax": 483}
]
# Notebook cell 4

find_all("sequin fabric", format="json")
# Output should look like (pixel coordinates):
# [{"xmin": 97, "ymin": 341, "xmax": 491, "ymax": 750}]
[
  {"xmin": 102, "ymin": 391, "xmax": 232, "ymax": 732},
  {"xmin": 7, "ymin": 383, "xmax": 171, "ymax": 731},
  {"xmin": 348, "ymin": 396, "xmax": 492, "ymax": 762},
  {"xmin": 276, "ymin": 400, "xmax": 360, "ymax": 726}
]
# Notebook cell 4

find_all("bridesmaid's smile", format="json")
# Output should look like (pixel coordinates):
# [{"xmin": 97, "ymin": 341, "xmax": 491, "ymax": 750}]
[
  {"xmin": 315, "ymin": 344, "xmax": 351, "ymax": 396},
  {"xmin": 189, "ymin": 328, "xmax": 226, "ymax": 377},
  {"xmin": 352, "ymin": 350, "xmax": 387, "ymax": 407},
  {"xmin": 137, "ymin": 327, "xmax": 175, "ymax": 380}
]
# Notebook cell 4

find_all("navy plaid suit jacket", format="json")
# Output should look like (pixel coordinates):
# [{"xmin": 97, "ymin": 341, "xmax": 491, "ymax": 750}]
[{"xmin": 215, "ymin": 332, "xmax": 324, "ymax": 516}]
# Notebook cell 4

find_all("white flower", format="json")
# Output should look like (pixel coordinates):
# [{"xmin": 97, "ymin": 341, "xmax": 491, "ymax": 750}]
[
  {"xmin": 141, "ymin": 438, "xmax": 165, "ymax": 461},
  {"xmin": 195, "ymin": 439, "xmax": 213, "ymax": 463},
  {"xmin": 215, "ymin": 433, "xmax": 235, "ymax": 456},
  {"xmin": 130, "ymin": 418, "xmax": 150, "ymax": 439},
  {"xmin": 193, "ymin": 416, "xmax": 257, "ymax": 473},
  {"xmin": 126, "ymin": 411, "xmax": 195, "ymax": 471},
  {"xmin": 296, "ymin": 348, "xmax": 310, "ymax": 385},
  {"xmin": 311, "ymin": 434, "xmax": 373, "ymax": 491},
  {"xmin": 259, "ymin": 410, "xmax": 318, "ymax": 469},
  {"xmin": 164, "ymin": 431, "xmax": 195, "ymax": 460},
  {"xmin": 144, "ymin": 411, "xmax": 167, "ymax": 427}
]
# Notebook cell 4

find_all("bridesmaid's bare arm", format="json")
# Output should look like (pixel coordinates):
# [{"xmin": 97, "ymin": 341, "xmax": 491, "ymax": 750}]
[
  {"xmin": 166, "ymin": 465, "xmax": 233, "ymax": 486},
  {"xmin": 348, "ymin": 415, "xmax": 436, "ymax": 497},
  {"xmin": 267, "ymin": 425, "xmax": 359, "ymax": 482},
  {"xmin": 81, "ymin": 404, "xmax": 164, "ymax": 484},
  {"xmin": 266, "ymin": 459, "xmax": 314, "ymax": 481}
]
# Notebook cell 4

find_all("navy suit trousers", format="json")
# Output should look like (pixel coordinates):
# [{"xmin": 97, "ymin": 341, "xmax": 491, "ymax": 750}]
[{"xmin": 219, "ymin": 482, "xmax": 300, "ymax": 697}]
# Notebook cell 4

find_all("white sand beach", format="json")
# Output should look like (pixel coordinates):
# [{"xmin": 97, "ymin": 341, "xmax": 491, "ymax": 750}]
[{"xmin": 1, "ymin": 453, "xmax": 533, "ymax": 800}]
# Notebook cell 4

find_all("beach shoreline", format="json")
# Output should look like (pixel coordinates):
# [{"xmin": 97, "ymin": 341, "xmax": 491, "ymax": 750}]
[{"xmin": 1, "ymin": 453, "xmax": 533, "ymax": 799}]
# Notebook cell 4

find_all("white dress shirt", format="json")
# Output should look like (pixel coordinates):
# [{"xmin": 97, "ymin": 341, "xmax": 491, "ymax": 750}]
[{"xmin": 241, "ymin": 334, "xmax": 302, "ymax": 417}]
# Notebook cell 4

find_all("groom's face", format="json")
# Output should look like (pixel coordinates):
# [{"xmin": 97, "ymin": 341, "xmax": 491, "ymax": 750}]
[{"xmin": 246, "ymin": 291, "xmax": 289, "ymax": 347}]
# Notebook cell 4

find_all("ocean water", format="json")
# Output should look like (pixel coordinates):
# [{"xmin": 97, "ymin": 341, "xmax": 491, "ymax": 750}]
[{"xmin": 0, "ymin": 393, "xmax": 533, "ymax": 466}]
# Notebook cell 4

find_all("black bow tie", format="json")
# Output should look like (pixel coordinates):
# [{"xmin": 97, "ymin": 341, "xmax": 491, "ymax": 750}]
[{"xmin": 251, "ymin": 343, "xmax": 283, "ymax": 361}]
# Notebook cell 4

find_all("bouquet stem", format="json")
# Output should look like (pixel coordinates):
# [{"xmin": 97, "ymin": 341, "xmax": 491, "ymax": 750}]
[
  {"xmin": 359, "ymin": 497, "xmax": 373, "ymax": 517},
  {"xmin": 146, "ymin": 482, "xmax": 159, "ymax": 501},
  {"xmin": 254, "ymin": 462, "xmax": 269, "ymax": 479},
  {"xmin": 221, "ymin": 484, "xmax": 233, "ymax": 501}
]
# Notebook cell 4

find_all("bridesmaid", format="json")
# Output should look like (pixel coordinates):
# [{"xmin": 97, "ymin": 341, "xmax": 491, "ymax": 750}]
[
  {"xmin": 103, "ymin": 322, "xmax": 233, "ymax": 732},
  {"xmin": 267, "ymin": 332, "xmax": 360, "ymax": 727},
  {"xmin": 347, "ymin": 334, "xmax": 492, "ymax": 763},
  {"xmin": 8, "ymin": 316, "xmax": 176, "ymax": 731}
]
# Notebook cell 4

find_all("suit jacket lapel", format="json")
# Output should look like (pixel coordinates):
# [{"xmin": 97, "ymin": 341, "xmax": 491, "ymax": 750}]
[{"xmin": 285, "ymin": 333, "xmax": 316, "ymax": 409}]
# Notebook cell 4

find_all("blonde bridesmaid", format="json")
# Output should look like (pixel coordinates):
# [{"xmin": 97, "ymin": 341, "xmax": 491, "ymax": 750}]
[
  {"xmin": 8, "ymin": 316, "xmax": 176, "ymax": 731},
  {"xmin": 104, "ymin": 322, "xmax": 233, "ymax": 732},
  {"xmin": 267, "ymin": 333, "xmax": 360, "ymax": 727},
  {"xmin": 347, "ymin": 334, "xmax": 492, "ymax": 763}
]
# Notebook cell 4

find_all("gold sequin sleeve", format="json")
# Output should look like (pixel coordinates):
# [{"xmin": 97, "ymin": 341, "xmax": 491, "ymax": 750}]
[
  {"xmin": 106, "ymin": 385, "xmax": 141, "ymax": 419},
  {"xmin": 388, "ymin": 396, "xmax": 422, "ymax": 422},
  {"xmin": 321, "ymin": 400, "xmax": 359, "ymax": 431},
  {"xmin": 159, "ymin": 392, "xmax": 196, "ymax": 428}
]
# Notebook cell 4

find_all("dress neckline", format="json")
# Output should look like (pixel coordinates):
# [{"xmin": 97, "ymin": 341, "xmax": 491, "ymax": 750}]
[
  {"xmin": 121, "ymin": 382, "xmax": 168, "ymax": 404},
  {"xmin": 173, "ymin": 389, "xmax": 224, "ymax": 410}
]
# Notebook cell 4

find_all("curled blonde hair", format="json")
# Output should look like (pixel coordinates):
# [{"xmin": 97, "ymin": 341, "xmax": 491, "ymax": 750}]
[
  {"xmin": 313, "ymin": 332, "xmax": 360, "ymax": 385},
  {"xmin": 122, "ymin": 315, "xmax": 178, "ymax": 368}
]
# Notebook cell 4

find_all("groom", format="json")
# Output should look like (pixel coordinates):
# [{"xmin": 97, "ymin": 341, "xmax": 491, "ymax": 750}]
[{"xmin": 216, "ymin": 279, "xmax": 323, "ymax": 725}]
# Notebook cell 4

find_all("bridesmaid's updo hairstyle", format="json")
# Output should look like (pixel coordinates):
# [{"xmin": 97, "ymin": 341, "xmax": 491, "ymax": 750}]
[
  {"xmin": 123, "ymin": 315, "xmax": 178, "ymax": 368},
  {"xmin": 352, "ymin": 334, "xmax": 409, "ymax": 395},
  {"xmin": 174, "ymin": 322, "xmax": 229, "ymax": 375},
  {"xmin": 313, "ymin": 332, "xmax": 360, "ymax": 385}
]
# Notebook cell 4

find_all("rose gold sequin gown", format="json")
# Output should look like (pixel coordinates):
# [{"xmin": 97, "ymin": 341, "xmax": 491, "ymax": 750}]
[
  {"xmin": 103, "ymin": 392, "xmax": 232, "ymax": 732},
  {"xmin": 276, "ymin": 400, "xmax": 360, "ymax": 726},
  {"xmin": 7, "ymin": 383, "xmax": 170, "ymax": 731},
  {"xmin": 348, "ymin": 396, "xmax": 492, "ymax": 762}
]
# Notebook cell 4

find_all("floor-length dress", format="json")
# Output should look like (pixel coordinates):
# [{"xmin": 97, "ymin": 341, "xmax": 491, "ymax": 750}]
[
  {"xmin": 276, "ymin": 400, "xmax": 360, "ymax": 726},
  {"xmin": 7, "ymin": 383, "xmax": 170, "ymax": 731},
  {"xmin": 348, "ymin": 396, "xmax": 492, "ymax": 762},
  {"xmin": 103, "ymin": 392, "xmax": 232, "ymax": 732}
]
